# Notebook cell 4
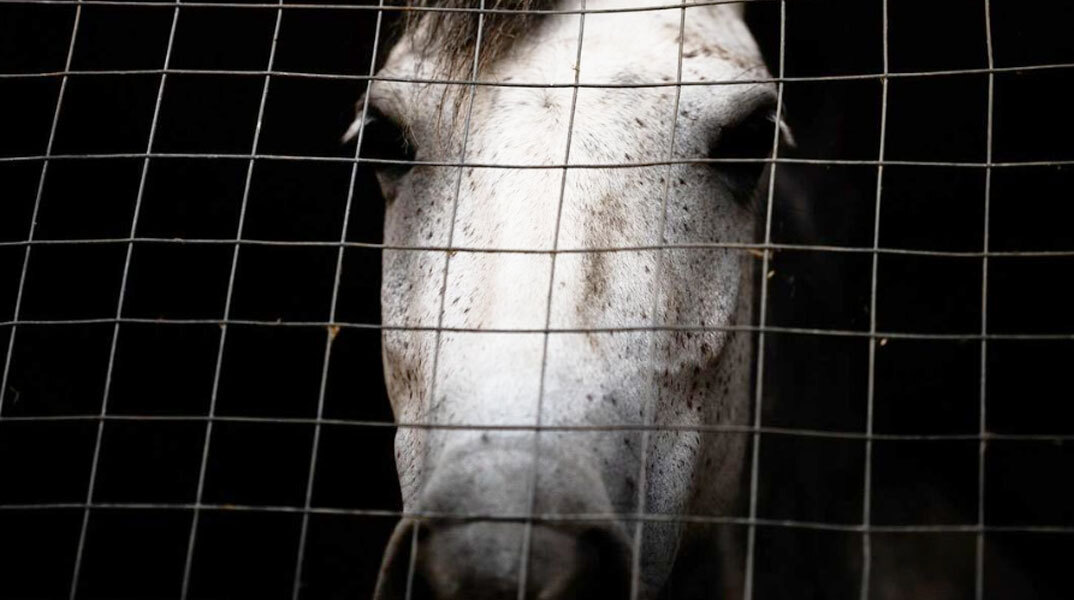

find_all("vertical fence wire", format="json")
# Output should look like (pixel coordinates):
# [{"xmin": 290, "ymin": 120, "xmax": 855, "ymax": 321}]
[
  {"xmin": 976, "ymin": 1, "xmax": 995, "ymax": 598},
  {"xmin": 289, "ymin": 2, "xmax": 387, "ymax": 598},
  {"xmin": 0, "ymin": 3, "xmax": 82, "ymax": 419},
  {"xmin": 68, "ymin": 1, "xmax": 183, "ymax": 596},
  {"xmin": 743, "ymin": 1, "xmax": 786, "ymax": 598},
  {"xmin": 859, "ymin": 0, "xmax": 890, "ymax": 598},
  {"xmin": 402, "ymin": 1, "xmax": 487, "ymax": 598},
  {"xmin": 178, "ymin": 1, "xmax": 286, "ymax": 596},
  {"xmin": 628, "ymin": 3, "xmax": 688, "ymax": 599},
  {"xmin": 518, "ymin": 0, "xmax": 587, "ymax": 598}
]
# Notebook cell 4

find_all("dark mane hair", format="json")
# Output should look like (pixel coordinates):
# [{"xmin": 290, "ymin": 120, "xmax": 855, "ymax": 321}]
[{"xmin": 402, "ymin": 0, "xmax": 555, "ymax": 75}]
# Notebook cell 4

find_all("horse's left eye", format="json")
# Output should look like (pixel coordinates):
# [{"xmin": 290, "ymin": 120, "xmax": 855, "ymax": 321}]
[
  {"xmin": 357, "ymin": 107, "xmax": 417, "ymax": 178},
  {"xmin": 708, "ymin": 103, "xmax": 777, "ymax": 204}
]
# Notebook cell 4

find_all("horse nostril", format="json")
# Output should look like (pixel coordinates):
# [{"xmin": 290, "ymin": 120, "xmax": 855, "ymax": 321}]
[
  {"xmin": 373, "ymin": 519, "xmax": 435, "ymax": 600},
  {"xmin": 583, "ymin": 525, "xmax": 634, "ymax": 589},
  {"xmin": 542, "ymin": 525, "xmax": 633, "ymax": 600}
]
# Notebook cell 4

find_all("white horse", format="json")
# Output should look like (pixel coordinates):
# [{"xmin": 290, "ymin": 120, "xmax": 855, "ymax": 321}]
[{"xmin": 350, "ymin": 1, "xmax": 784, "ymax": 597}]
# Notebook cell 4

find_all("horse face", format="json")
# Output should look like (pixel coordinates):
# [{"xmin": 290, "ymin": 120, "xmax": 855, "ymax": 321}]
[{"xmin": 360, "ymin": 2, "xmax": 775, "ymax": 597}]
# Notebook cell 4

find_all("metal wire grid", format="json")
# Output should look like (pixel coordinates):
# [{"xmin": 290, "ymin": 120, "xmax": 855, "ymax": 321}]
[{"xmin": 0, "ymin": 0, "xmax": 1071, "ymax": 599}]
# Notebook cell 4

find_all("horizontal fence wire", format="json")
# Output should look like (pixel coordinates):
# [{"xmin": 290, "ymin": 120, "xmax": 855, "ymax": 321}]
[
  {"xmin": 2, "ymin": 0, "xmax": 777, "ymax": 13},
  {"xmin": 2, "ymin": 152, "xmax": 1074, "ymax": 169},
  {"xmin": 1, "ymin": 501, "xmax": 1072, "ymax": 535},
  {"xmin": 1, "ymin": 317, "xmax": 1073, "ymax": 340},
  {"xmin": 3, "ymin": 61, "xmax": 1074, "ymax": 84},
  {"xmin": 1, "ymin": 237, "xmax": 1074, "ymax": 258},
  {"xmin": 3, "ymin": 405, "xmax": 1074, "ymax": 443}
]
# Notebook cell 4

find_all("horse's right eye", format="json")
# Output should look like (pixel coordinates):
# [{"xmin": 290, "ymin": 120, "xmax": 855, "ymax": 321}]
[
  {"xmin": 357, "ymin": 108, "xmax": 417, "ymax": 178},
  {"xmin": 708, "ymin": 102, "xmax": 777, "ymax": 205}
]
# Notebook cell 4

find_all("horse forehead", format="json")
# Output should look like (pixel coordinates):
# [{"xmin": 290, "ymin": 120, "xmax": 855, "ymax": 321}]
[{"xmin": 374, "ymin": 2, "xmax": 762, "ymax": 113}]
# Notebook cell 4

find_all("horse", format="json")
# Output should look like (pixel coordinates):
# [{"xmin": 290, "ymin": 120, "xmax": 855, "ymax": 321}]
[{"xmin": 348, "ymin": 1, "xmax": 789, "ymax": 597}]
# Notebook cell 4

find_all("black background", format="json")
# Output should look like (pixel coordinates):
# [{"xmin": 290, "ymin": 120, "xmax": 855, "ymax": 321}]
[{"xmin": 1, "ymin": 1, "xmax": 1072, "ymax": 598}]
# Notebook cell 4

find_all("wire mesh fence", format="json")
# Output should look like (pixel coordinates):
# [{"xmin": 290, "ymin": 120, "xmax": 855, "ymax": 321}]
[{"xmin": 1, "ymin": 0, "xmax": 1073, "ymax": 598}]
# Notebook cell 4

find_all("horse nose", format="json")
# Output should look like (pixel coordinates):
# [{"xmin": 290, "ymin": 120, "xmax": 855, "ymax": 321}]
[{"xmin": 374, "ymin": 519, "xmax": 632, "ymax": 600}]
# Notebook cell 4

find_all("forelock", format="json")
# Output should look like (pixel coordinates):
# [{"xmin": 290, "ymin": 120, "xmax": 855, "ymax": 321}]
[{"xmin": 403, "ymin": 0, "xmax": 555, "ymax": 76}]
